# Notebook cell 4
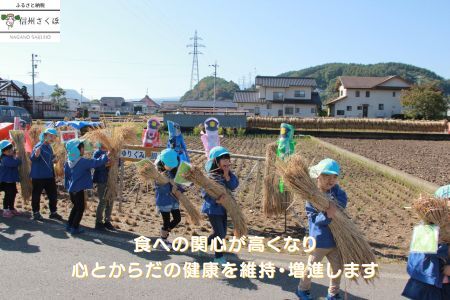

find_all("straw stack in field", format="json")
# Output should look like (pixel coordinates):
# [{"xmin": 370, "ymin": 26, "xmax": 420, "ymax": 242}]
[
  {"xmin": 277, "ymin": 154, "xmax": 377, "ymax": 282},
  {"xmin": 135, "ymin": 159, "xmax": 201, "ymax": 225},
  {"xmin": 263, "ymin": 142, "xmax": 290, "ymax": 216},
  {"xmin": 184, "ymin": 165, "xmax": 248, "ymax": 237},
  {"xmin": 246, "ymin": 116, "xmax": 448, "ymax": 133},
  {"xmin": 83, "ymin": 125, "xmax": 137, "ymax": 208},
  {"xmin": 413, "ymin": 195, "xmax": 449, "ymax": 227},
  {"xmin": 9, "ymin": 130, "xmax": 32, "ymax": 203}
]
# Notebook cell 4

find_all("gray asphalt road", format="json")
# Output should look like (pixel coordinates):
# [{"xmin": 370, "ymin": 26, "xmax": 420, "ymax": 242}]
[{"xmin": 0, "ymin": 215, "xmax": 408, "ymax": 300}]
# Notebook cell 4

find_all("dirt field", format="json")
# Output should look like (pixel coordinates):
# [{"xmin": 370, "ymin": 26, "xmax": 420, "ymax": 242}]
[
  {"xmin": 321, "ymin": 138, "xmax": 450, "ymax": 186},
  {"xmin": 12, "ymin": 135, "xmax": 426, "ymax": 262}
]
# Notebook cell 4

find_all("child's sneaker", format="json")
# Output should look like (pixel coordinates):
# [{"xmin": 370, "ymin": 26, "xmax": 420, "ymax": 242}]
[
  {"xmin": 295, "ymin": 288, "xmax": 312, "ymax": 300},
  {"xmin": 2, "ymin": 210, "xmax": 13, "ymax": 218},
  {"xmin": 70, "ymin": 227, "xmax": 85, "ymax": 235},
  {"xmin": 104, "ymin": 221, "xmax": 116, "ymax": 231},
  {"xmin": 10, "ymin": 209, "xmax": 21, "ymax": 216},
  {"xmin": 49, "ymin": 212, "xmax": 63, "ymax": 221},
  {"xmin": 213, "ymin": 257, "xmax": 227, "ymax": 267},
  {"xmin": 326, "ymin": 293, "xmax": 341, "ymax": 300},
  {"xmin": 161, "ymin": 239, "xmax": 172, "ymax": 250},
  {"xmin": 32, "ymin": 212, "xmax": 44, "ymax": 221},
  {"xmin": 95, "ymin": 222, "xmax": 105, "ymax": 230}
]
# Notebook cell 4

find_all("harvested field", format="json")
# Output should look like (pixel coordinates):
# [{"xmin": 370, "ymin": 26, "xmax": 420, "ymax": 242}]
[
  {"xmin": 322, "ymin": 138, "xmax": 450, "ymax": 186},
  {"xmin": 12, "ymin": 135, "xmax": 430, "ymax": 261}
]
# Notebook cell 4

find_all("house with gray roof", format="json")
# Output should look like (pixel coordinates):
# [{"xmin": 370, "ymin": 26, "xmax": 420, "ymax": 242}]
[{"xmin": 233, "ymin": 76, "xmax": 321, "ymax": 117}]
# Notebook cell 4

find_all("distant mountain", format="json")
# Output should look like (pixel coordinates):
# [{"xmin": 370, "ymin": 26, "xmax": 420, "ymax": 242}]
[{"xmin": 12, "ymin": 80, "xmax": 89, "ymax": 101}]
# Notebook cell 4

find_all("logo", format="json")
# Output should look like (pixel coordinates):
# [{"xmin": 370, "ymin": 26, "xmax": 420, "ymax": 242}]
[{"xmin": 1, "ymin": 14, "xmax": 21, "ymax": 29}]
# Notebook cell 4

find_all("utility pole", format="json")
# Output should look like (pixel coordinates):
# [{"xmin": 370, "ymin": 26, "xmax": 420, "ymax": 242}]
[
  {"xmin": 80, "ymin": 88, "xmax": 83, "ymax": 105},
  {"xmin": 187, "ymin": 30, "xmax": 205, "ymax": 90},
  {"xmin": 209, "ymin": 61, "xmax": 218, "ymax": 112},
  {"xmin": 31, "ymin": 53, "xmax": 40, "ymax": 116}
]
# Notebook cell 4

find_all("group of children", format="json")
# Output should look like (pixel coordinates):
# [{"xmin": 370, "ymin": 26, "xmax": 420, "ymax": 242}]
[
  {"xmin": 0, "ymin": 128, "xmax": 113, "ymax": 235},
  {"xmin": 1, "ymin": 124, "xmax": 449, "ymax": 299}
]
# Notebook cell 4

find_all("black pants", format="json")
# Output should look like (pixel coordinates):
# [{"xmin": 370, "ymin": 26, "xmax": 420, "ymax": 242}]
[
  {"xmin": 2, "ymin": 182, "xmax": 17, "ymax": 210},
  {"xmin": 68, "ymin": 191, "xmax": 85, "ymax": 229},
  {"xmin": 160, "ymin": 209, "xmax": 181, "ymax": 232},
  {"xmin": 31, "ymin": 178, "xmax": 58, "ymax": 214}
]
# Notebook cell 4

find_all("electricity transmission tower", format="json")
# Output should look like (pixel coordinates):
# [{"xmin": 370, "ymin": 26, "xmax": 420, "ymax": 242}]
[{"xmin": 187, "ymin": 30, "xmax": 205, "ymax": 90}]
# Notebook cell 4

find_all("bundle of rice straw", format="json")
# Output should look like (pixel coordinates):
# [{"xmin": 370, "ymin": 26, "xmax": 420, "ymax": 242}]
[
  {"xmin": 83, "ymin": 125, "xmax": 137, "ymax": 209},
  {"xmin": 135, "ymin": 159, "xmax": 201, "ymax": 225},
  {"xmin": 184, "ymin": 165, "xmax": 247, "ymax": 237},
  {"xmin": 28, "ymin": 124, "xmax": 44, "ymax": 148},
  {"xmin": 9, "ymin": 130, "xmax": 32, "ymax": 203},
  {"xmin": 413, "ymin": 195, "xmax": 449, "ymax": 226},
  {"xmin": 52, "ymin": 141, "xmax": 66, "ymax": 178},
  {"xmin": 263, "ymin": 142, "xmax": 291, "ymax": 216},
  {"xmin": 277, "ymin": 154, "xmax": 377, "ymax": 282}
]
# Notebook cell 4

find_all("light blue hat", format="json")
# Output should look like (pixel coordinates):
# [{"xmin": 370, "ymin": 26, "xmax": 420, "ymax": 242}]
[
  {"xmin": 65, "ymin": 138, "xmax": 82, "ymax": 162},
  {"xmin": 156, "ymin": 148, "xmax": 179, "ymax": 168},
  {"xmin": 309, "ymin": 158, "xmax": 340, "ymax": 179},
  {"xmin": 435, "ymin": 185, "xmax": 450, "ymax": 199},
  {"xmin": 205, "ymin": 146, "xmax": 230, "ymax": 172},
  {"xmin": 39, "ymin": 128, "xmax": 58, "ymax": 142},
  {"xmin": 0, "ymin": 140, "xmax": 12, "ymax": 151}
]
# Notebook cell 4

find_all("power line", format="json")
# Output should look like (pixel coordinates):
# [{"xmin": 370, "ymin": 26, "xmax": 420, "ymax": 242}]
[
  {"xmin": 209, "ymin": 61, "xmax": 219, "ymax": 111},
  {"xmin": 187, "ymin": 30, "xmax": 205, "ymax": 90}
]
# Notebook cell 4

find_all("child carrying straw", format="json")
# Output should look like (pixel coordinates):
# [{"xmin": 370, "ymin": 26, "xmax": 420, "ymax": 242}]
[
  {"xmin": 64, "ymin": 139, "xmax": 109, "ymax": 235},
  {"xmin": 30, "ymin": 128, "xmax": 63, "ymax": 221},
  {"xmin": 297, "ymin": 158, "xmax": 347, "ymax": 300},
  {"xmin": 402, "ymin": 185, "xmax": 450, "ymax": 299},
  {"xmin": 93, "ymin": 142, "xmax": 115, "ymax": 231},
  {"xmin": 154, "ymin": 148, "xmax": 184, "ymax": 244},
  {"xmin": 201, "ymin": 146, "xmax": 239, "ymax": 266},
  {"xmin": 0, "ymin": 140, "xmax": 21, "ymax": 218}
]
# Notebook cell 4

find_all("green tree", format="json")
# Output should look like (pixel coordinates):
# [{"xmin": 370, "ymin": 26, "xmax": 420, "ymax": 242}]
[
  {"xmin": 401, "ymin": 83, "xmax": 448, "ymax": 120},
  {"xmin": 50, "ymin": 84, "xmax": 68, "ymax": 110}
]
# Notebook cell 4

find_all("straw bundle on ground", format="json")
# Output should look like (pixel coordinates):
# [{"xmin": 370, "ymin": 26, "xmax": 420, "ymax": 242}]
[
  {"xmin": 263, "ymin": 142, "xmax": 289, "ymax": 216},
  {"xmin": 9, "ymin": 130, "xmax": 32, "ymax": 203},
  {"xmin": 276, "ymin": 154, "xmax": 377, "ymax": 282},
  {"xmin": 83, "ymin": 125, "xmax": 137, "ymax": 208},
  {"xmin": 135, "ymin": 159, "xmax": 201, "ymax": 225},
  {"xmin": 413, "ymin": 195, "xmax": 449, "ymax": 226},
  {"xmin": 184, "ymin": 165, "xmax": 247, "ymax": 237}
]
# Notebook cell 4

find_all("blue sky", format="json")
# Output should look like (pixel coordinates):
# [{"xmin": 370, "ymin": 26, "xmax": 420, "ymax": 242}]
[{"xmin": 1, "ymin": 0, "xmax": 449, "ymax": 99}]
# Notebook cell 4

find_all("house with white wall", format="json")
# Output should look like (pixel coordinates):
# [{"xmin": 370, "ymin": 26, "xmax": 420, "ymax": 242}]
[
  {"xmin": 326, "ymin": 76, "xmax": 411, "ymax": 118},
  {"xmin": 233, "ymin": 76, "xmax": 320, "ymax": 117}
]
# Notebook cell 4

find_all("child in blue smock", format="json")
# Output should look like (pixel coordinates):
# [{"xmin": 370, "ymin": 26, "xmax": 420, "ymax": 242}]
[
  {"xmin": 201, "ymin": 146, "xmax": 239, "ymax": 266},
  {"xmin": 297, "ymin": 158, "xmax": 348, "ymax": 300},
  {"xmin": 64, "ymin": 139, "xmax": 108, "ymax": 235},
  {"xmin": 0, "ymin": 140, "xmax": 21, "ymax": 218},
  {"xmin": 402, "ymin": 184, "xmax": 450, "ymax": 300},
  {"xmin": 154, "ymin": 148, "xmax": 184, "ymax": 243}
]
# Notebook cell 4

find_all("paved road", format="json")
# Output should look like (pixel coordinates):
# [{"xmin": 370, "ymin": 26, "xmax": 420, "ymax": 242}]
[{"xmin": 0, "ymin": 215, "xmax": 409, "ymax": 299}]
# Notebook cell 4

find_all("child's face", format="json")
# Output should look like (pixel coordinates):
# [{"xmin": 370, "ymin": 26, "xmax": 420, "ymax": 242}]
[
  {"xmin": 3, "ymin": 148, "xmax": 13, "ymax": 156},
  {"xmin": 46, "ymin": 134, "xmax": 56, "ymax": 143},
  {"xmin": 317, "ymin": 174, "xmax": 338, "ymax": 191},
  {"xmin": 79, "ymin": 146, "xmax": 85, "ymax": 156},
  {"xmin": 218, "ymin": 158, "xmax": 231, "ymax": 172}
]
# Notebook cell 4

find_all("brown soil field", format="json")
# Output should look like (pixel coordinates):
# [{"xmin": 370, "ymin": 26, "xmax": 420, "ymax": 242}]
[
  {"xmin": 12, "ymin": 135, "xmax": 426, "ymax": 262},
  {"xmin": 321, "ymin": 138, "xmax": 450, "ymax": 186}
]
